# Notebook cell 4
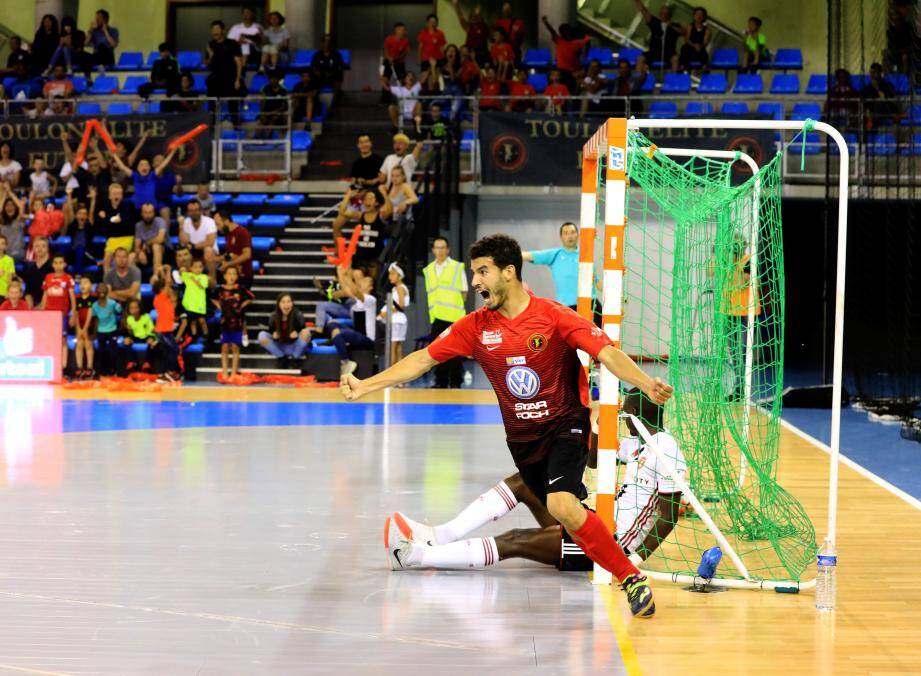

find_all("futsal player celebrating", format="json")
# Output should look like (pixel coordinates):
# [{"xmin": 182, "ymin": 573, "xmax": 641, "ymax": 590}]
[
  {"xmin": 385, "ymin": 389, "xmax": 687, "ymax": 577},
  {"xmin": 340, "ymin": 234, "xmax": 672, "ymax": 618}
]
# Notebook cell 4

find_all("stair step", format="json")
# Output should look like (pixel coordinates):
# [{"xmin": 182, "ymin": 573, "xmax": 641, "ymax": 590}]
[
  {"xmin": 259, "ymin": 274, "xmax": 334, "ymax": 281},
  {"xmin": 270, "ymin": 250, "xmax": 328, "ymax": 257}
]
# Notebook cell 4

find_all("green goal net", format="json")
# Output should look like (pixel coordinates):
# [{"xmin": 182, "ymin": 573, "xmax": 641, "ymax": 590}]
[{"xmin": 600, "ymin": 130, "xmax": 816, "ymax": 585}]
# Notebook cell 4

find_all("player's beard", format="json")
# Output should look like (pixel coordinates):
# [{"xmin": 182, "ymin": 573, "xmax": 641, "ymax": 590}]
[{"xmin": 477, "ymin": 281, "xmax": 506, "ymax": 311}]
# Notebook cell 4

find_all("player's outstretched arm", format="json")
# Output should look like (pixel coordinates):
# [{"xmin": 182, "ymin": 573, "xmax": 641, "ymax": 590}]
[
  {"xmin": 596, "ymin": 345, "xmax": 673, "ymax": 405},
  {"xmin": 340, "ymin": 348, "xmax": 439, "ymax": 400}
]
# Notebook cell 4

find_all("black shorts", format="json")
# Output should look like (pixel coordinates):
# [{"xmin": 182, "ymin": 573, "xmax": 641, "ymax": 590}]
[{"xmin": 517, "ymin": 421, "xmax": 590, "ymax": 506}]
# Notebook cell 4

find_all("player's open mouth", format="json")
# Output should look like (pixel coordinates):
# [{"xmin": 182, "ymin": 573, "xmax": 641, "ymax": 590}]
[{"xmin": 479, "ymin": 289, "xmax": 491, "ymax": 301}]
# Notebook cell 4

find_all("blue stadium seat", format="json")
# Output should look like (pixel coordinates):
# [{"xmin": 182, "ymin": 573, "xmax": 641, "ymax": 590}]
[
  {"xmin": 721, "ymin": 101, "xmax": 750, "ymax": 115},
  {"xmin": 50, "ymin": 235, "xmax": 71, "ymax": 248},
  {"xmin": 89, "ymin": 75, "xmax": 119, "ymax": 95},
  {"xmin": 806, "ymin": 74, "xmax": 828, "ymax": 95},
  {"xmin": 831, "ymin": 133, "xmax": 858, "ymax": 156},
  {"xmin": 107, "ymin": 102, "xmax": 133, "ymax": 115},
  {"xmin": 662, "ymin": 73, "xmax": 691, "ymax": 94},
  {"xmin": 757, "ymin": 102, "xmax": 785, "ymax": 120},
  {"xmin": 291, "ymin": 49, "xmax": 316, "ymax": 69},
  {"xmin": 291, "ymin": 130, "xmax": 313, "ymax": 152},
  {"xmin": 769, "ymin": 73, "xmax": 800, "ymax": 95},
  {"xmin": 584, "ymin": 47, "xmax": 614, "ymax": 67},
  {"xmin": 885, "ymin": 73, "xmax": 910, "ymax": 95},
  {"xmin": 522, "ymin": 48, "xmax": 552, "ymax": 69},
  {"xmin": 732, "ymin": 74, "xmax": 763, "ymax": 94},
  {"xmin": 640, "ymin": 73, "xmax": 655, "ymax": 93},
  {"xmin": 901, "ymin": 104, "xmax": 921, "ymax": 126},
  {"xmin": 212, "ymin": 194, "xmax": 233, "ymax": 207},
  {"xmin": 283, "ymin": 73, "xmax": 301, "ymax": 91},
  {"xmin": 711, "ymin": 48, "xmax": 741, "ymax": 70},
  {"xmin": 790, "ymin": 102, "xmax": 822, "ymax": 120},
  {"xmin": 230, "ymin": 213, "xmax": 253, "ymax": 227},
  {"xmin": 116, "ymin": 51, "xmax": 144, "ymax": 70},
  {"xmin": 77, "ymin": 102, "xmax": 102, "ymax": 115},
  {"xmin": 460, "ymin": 128, "xmax": 476, "ymax": 152},
  {"xmin": 339, "ymin": 49, "xmax": 351, "ymax": 68},
  {"xmin": 71, "ymin": 76, "xmax": 88, "ymax": 94},
  {"xmin": 697, "ymin": 73, "xmax": 728, "ymax": 94},
  {"xmin": 184, "ymin": 341, "xmax": 205, "ymax": 355},
  {"xmin": 618, "ymin": 48, "xmax": 643, "ymax": 66},
  {"xmin": 140, "ymin": 283, "xmax": 153, "ymax": 299},
  {"xmin": 178, "ymin": 50, "xmax": 203, "ymax": 70},
  {"xmin": 851, "ymin": 73, "xmax": 869, "ymax": 90},
  {"xmin": 233, "ymin": 194, "xmax": 268, "ymax": 206},
  {"xmin": 250, "ymin": 74, "xmax": 268, "ymax": 92},
  {"xmin": 139, "ymin": 101, "xmax": 160, "ymax": 114},
  {"xmin": 120, "ymin": 75, "xmax": 148, "ymax": 95},
  {"xmin": 684, "ymin": 101, "xmax": 713, "ymax": 115},
  {"xmin": 312, "ymin": 101, "xmax": 328, "ymax": 121},
  {"xmin": 309, "ymin": 344, "xmax": 339, "ymax": 356},
  {"xmin": 220, "ymin": 129, "xmax": 245, "ymax": 152},
  {"xmin": 251, "ymin": 237, "xmax": 275, "ymax": 252},
  {"xmin": 772, "ymin": 48, "xmax": 803, "ymax": 70},
  {"xmin": 649, "ymin": 101, "xmax": 678, "ymax": 118},
  {"xmin": 527, "ymin": 72, "xmax": 548, "ymax": 93},
  {"xmin": 267, "ymin": 194, "xmax": 305, "ymax": 207},
  {"xmin": 789, "ymin": 132, "xmax": 822, "ymax": 155},
  {"xmin": 192, "ymin": 73, "xmax": 208, "ymax": 93},
  {"xmin": 900, "ymin": 134, "xmax": 921, "ymax": 156},
  {"xmin": 240, "ymin": 100, "xmax": 261, "ymax": 123},
  {"xmin": 253, "ymin": 215, "xmax": 291, "ymax": 229},
  {"xmin": 867, "ymin": 133, "xmax": 897, "ymax": 156},
  {"xmin": 146, "ymin": 51, "xmax": 158, "ymax": 67}
]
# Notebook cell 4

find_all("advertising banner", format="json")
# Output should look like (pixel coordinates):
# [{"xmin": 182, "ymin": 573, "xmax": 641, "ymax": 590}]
[{"xmin": 0, "ymin": 311, "xmax": 63, "ymax": 384}]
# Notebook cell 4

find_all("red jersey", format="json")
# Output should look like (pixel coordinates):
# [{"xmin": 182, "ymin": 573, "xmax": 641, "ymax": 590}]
[
  {"xmin": 463, "ymin": 17, "xmax": 489, "ymax": 50},
  {"xmin": 479, "ymin": 79, "xmax": 502, "ymax": 109},
  {"xmin": 428, "ymin": 295, "xmax": 613, "ymax": 466},
  {"xmin": 383, "ymin": 35, "xmax": 410, "ymax": 62},
  {"xmin": 42, "ymin": 273, "xmax": 73, "ymax": 313},
  {"xmin": 490, "ymin": 42, "xmax": 516, "ymax": 64},
  {"xmin": 0, "ymin": 299, "xmax": 28, "ymax": 311},
  {"xmin": 226, "ymin": 225, "xmax": 254, "ymax": 279},
  {"xmin": 544, "ymin": 82, "xmax": 571, "ymax": 105},
  {"xmin": 555, "ymin": 36, "xmax": 590, "ymax": 72},
  {"xmin": 417, "ymin": 28, "xmax": 446, "ymax": 62},
  {"xmin": 494, "ymin": 18, "xmax": 525, "ymax": 49},
  {"xmin": 153, "ymin": 291, "xmax": 176, "ymax": 333},
  {"xmin": 75, "ymin": 293, "xmax": 96, "ymax": 328},
  {"xmin": 460, "ymin": 59, "xmax": 480, "ymax": 85}
]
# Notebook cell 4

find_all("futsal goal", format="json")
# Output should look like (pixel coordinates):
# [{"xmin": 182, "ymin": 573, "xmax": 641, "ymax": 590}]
[{"xmin": 579, "ymin": 118, "xmax": 849, "ymax": 591}]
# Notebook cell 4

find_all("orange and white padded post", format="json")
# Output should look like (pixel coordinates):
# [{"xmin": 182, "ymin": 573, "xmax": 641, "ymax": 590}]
[
  {"xmin": 593, "ymin": 118, "xmax": 628, "ymax": 586},
  {"xmin": 577, "ymin": 156, "xmax": 598, "ymax": 327}
]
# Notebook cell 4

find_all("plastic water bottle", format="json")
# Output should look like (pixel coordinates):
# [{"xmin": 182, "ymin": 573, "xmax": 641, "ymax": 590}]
[
  {"xmin": 815, "ymin": 538, "xmax": 837, "ymax": 611},
  {"xmin": 697, "ymin": 546, "xmax": 723, "ymax": 579}
]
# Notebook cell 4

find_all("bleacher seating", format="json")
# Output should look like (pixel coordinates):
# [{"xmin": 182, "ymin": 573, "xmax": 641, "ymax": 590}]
[
  {"xmin": 267, "ymin": 194, "xmax": 305, "ymax": 208},
  {"xmin": 662, "ymin": 73, "xmax": 691, "ymax": 94},
  {"xmin": 772, "ymin": 48, "xmax": 803, "ymax": 70},
  {"xmin": 649, "ymin": 101, "xmax": 678, "ymax": 118},
  {"xmin": 806, "ymin": 74, "xmax": 828, "ymax": 95},
  {"xmin": 253, "ymin": 215, "xmax": 292, "ymax": 229},
  {"xmin": 721, "ymin": 101, "xmax": 750, "ymax": 115},
  {"xmin": 617, "ymin": 48, "xmax": 643, "ymax": 66},
  {"xmin": 120, "ymin": 75, "xmax": 148, "ymax": 95},
  {"xmin": 770, "ymin": 74, "xmax": 800, "ymax": 95},
  {"xmin": 528, "ymin": 72, "xmax": 548, "ymax": 93},
  {"xmin": 291, "ymin": 131, "xmax": 313, "ymax": 152},
  {"xmin": 76, "ymin": 102, "xmax": 102, "ymax": 115},
  {"xmin": 711, "ymin": 48, "xmax": 741, "ymax": 70},
  {"xmin": 757, "ymin": 102, "xmax": 785, "ymax": 120},
  {"xmin": 116, "ymin": 51, "xmax": 144, "ymax": 70},
  {"xmin": 585, "ymin": 47, "xmax": 614, "ymax": 67},
  {"xmin": 790, "ymin": 102, "xmax": 821, "ymax": 120},
  {"xmin": 89, "ymin": 75, "xmax": 119, "ymax": 95},
  {"xmin": 685, "ymin": 102, "xmax": 714, "ymax": 115},
  {"xmin": 290, "ymin": 49, "xmax": 316, "ymax": 69},
  {"xmin": 639, "ymin": 73, "xmax": 655, "ymax": 93},
  {"xmin": 789, "ymin": 132, "xmax": 821, "ymax": 155},
  {"xmin": 178, "ymin": 50, "xmax": 204, "ymax": 71},
  {"xmin": 522, "ymin": 48, "xmax": 552, "ymax": 69},
  {"xmin": 697, "ymin": 73, "xmax": 728, "ymax": 94},
  {"xmin": 107, "ymin": 101, "xmax": 133, "ymax": 115},
  {"xmin": 901, "ymin": 104, "xmax": 921, "ymax": 126},
  {"xmin": 885, "ymin": 73, "xmax": 910, "ymax": 95},
  {"xmin": 733, "ymin": 74, "xmax": 763, "ymax": 94},
  {"xmin": 72, "ymin": 76, "xmax": 88, "ymax": 94},
  {"xmin": 900, "ymin": 134, "xmax": 921, "ymax": 156},
  {"xmin": 867, "ymin": 133, "xmax": 897, "ymax": 156},
  {"xmin": 831, "ymin": 133, "xmax": 858, "ymax": 156}
]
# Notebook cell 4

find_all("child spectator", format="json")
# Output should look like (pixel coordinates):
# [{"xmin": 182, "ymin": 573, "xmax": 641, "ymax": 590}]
[
  {"xmin": 478, "ymin": 65, "xmax": 503, "ymax": 110},
  {"xmin": 507, "ymin": 68, "xmax": 536, "ymax": 112},
  {"xmin": 417, "ymin": 14, "xmax": 447, "ymax": 71},
  {"xmin": 178, "ymin": 258, "xmax": 209, "ymax": 344},
  {"xmin": 110, "ymin": 148, "xmax": 178, "ymax": 212},
  {"xmin": 0, "ymin": 234, "xmax": 14, "ymax": 302},
  {"xmin": 73, "ymin": 276, "xmax": 96, "ymax": 379},
  {"xmin": 196, "ymin": 183, "xmax": 215, "ymax": 216},
  {"xmin": 542, "ymin": 17, "xmax": 590, "ymax": 90},
  {"xmin": 381, "ymin": 22, "xmax": 410, "ymax": 102},
  {"xmin": 258, "ymin": 70, "xmax": 289, "ymax": 136},
  {"xmin": 63, "ymin": 186, "xmax": 96, "ymax": 276},
  {"xmin": 742, "ymin": 17, "xmax": 767, "ymax": 72},
  {"xmin": 378, "ymin": 262, "xmax": 410, "ymax": 366},
  {"xmin": 29, "ymin": 158, "xmax": 58, "ymax": 205},
  {"xmin": 41, "ymin": 253, "xmax": 75, "ymax": 366},
  {"xmin": 544, "ymin": 68, "xmax": 571, "ymax": 115},
  {"xmin": 328, "ymin": 265, "xmax": 376, "ymax": 377},
  {"xmin": 261, "ymin": 12, "xmax": 290, "ymax": 72},
  {"xmin": 153, "ymin": 276, "xmax": 180, "ymax": 383},
  {"xmin": 489, "ymin": 28, "xmax": 516, "ymax": 82},
  {"xmin": 91, "ymin": 282, "xmax": 120, "ymax": 375},
  {"xmin": 122, "ymin": 297, "xmax": 156, "ymax": 372},
  {"xmin": 257, "ymin": 292, "xmax": 311, "ymax": 368},
  {"xmin": 212, "ymin": 266, "xmax": 254, "ymax": 379},
  {"xmin": 0, "ymin": 278, "xmax": 27, "ymax": 310}
]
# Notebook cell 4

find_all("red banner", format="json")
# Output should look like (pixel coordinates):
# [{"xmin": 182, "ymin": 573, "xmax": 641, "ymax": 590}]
[{"xmin": 0, "ymin": 311, "xmax": 63, "ymax": 384}]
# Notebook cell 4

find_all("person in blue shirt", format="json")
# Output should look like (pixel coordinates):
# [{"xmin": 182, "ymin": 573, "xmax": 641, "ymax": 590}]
[
  {"xmin": 522, "ymin": 221, "xmax": 582, "ymax": 309},
  {"xmin": 110, "ymin": 147, "xmax": 178, "ymax": 212}
]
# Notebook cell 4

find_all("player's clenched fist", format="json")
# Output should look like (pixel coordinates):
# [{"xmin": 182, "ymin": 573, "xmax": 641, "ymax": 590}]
[
  {"xmin": 340, "ymin": 373, "xmax": 364, "ymax": 401},
  {"xmin": 644, "ymin": 377, "xmax": 674, "ymax": 405}
]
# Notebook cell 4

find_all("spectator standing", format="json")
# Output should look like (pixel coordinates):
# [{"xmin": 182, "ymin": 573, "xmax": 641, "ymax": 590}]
[
  {"xmin": 337, "ymin": 187, "xmax": 393, "ymax": 280},
  {"xmin": 261, "ymin": 11, "xmax": 290, "ymax": 72},
  {"xmin": 679, "ymin": 7, "xmax": 711, "ymax": 73},
  {"xmin": 179, "ymin": 258, "xmax": 209, "ymax": 341},
  {"xmin": 349, "ymin": 134, "xmax": 384, "ymax": 189},
  {"xmin": 387, "ymin": 71, "xmax": 423, "ymax": 134},
  {"xmin": 121, "ymin": 298, "xmax": 157, "ymax": 373},
  {"xmin": 544, "ymin": 68, "xmax": 571, "ymax": 115},
  {"xmin": 609, "ymin": 58, "xmax": 635, "ymax": 115},
  {"xmin": 417, "ymin": 14, "xmax": 447, "ymax": 72},
  {"xmin": 542, "ymin": 18, "xmax": 590, "ymax": 91},
  {"xmin": 40, "ymin": 253, "xmax": 75, "ymax": 369},
  {"xmin": 0, "ymin": 184, "xmax": 25, "ymax": 262},
  {"xmin": 328, "ymin": 264, "xmax": 377, "ymax": 377},
  {"xmin": 212, "ymin": 265, "xmax": 254, "ymax": 379},
  {"xmin": 634, "ymin": 0, "xmax": 681, "ymax": 72},
  {"xmin": 31, "ymin": 15, "xmax": 60, "ymax": 76},
  {"xmin": 91, "ymin": 283, "xmax": 121, "ymax": 375},
  {"xmin": 458, "ymin": 45, "xmax": 481, "ymax": 94},
  {"xmin": 885, "ymin": 4, "xmax": 913, "ymax": 74},
  {"xmin": 382, "ymin": 23, "xmax": 411, "ymax": 102},
  {"xmin": 489, "ymin": 28, "xmax": 516, "ymax": 82},
  {"xmin": 194, "ymin": 182, "xmax": 214, "ymax": 216},
  {"xmin": 0, "ymin": 278, "xmax": 27, "ymax": 310},
  {"xmin": 29, "ymin": 158, "xmax": 57, "ymax": 205},
  {"xmin": 258, "ymin": 292, "xmax": 311, "ymax": 367},
  {"xmin": 440, "ymin": 44, "xmax": 465, "ymax": 117},
  {"xmin": 379, "ymin": 133, "xmax": 422, "ymax": 189},
  {"xmin": 88, "ymin": 9, "xmax": 119, "ymax": 73},
  {"xmin": 153, "ymin": 153, "xmax": 181, "ymax": 222},
  {"xmin": 103, "ymin": 248, "xmax": 142, "ymax": 305},
  {"xmin": 451, "ymin": 1, "xmax": 489, "ymax": 64},
  {"xmin": 291, "ymin": 70, "xmax": 318, "ymax": 124},
  {"xmin": 215, "ymin": 211, "xmax": 254, "ymax": 290},
  {"xmin": 22, "ymin": 237, "xmax": 53, "ymax": 308},
  {"xmin": 153, "ymin": 278, "xmax": 180, "ymax": 383},
  {"xmin": 0, "ymin": 143, "xmax": 22, "ymax": 189},
  {"xmin": 422, "ymin": 237, "xmax": 467, "ymax": 388},
  {"xmin": 0, "ymin": 234, "xmax": 14, "ymax": 303},
  {"xmin": 379, "ymin": 262, "xmax": 410, "ymax": 366},
  {"xmin": 494, "ymin": 2, "xmax": 526, "ymax": 61},
  {"xmin": 310, "ymin": 33, "xmax": 345, "ymax": 97},
  {"xmin": 110, "ymin": 148, "xmax": 178, "ymax": 212},
  {"xmin": 507, "ymin": 68, "xmax": 536, "ymax": 112},
  {"xmin": 179, "ymin": 199, "xmax": 220, "ymax": 279},
  {"xmin": 139, "ymin": 43, "xmax": 181, "ymax": 99},
  {"xmin": 742, "ymin": 17, "xmax": 767, "ymax": 72},
  {"xmin": 228, "ymin": 6, "xmax": 263, "ymax": 67},
  {"xmin": 42, "ymin": 65, "xmax": 75, "ymax": 99},
  {"xmin": 72, "ymin": 276, "xmax": 96, "ymax": 378},
  {"xmin": 478, "ymin": 65, "xmax": 503, "ymax": 111},
  {"xmin": 63, "ymin": 187, "xmax": 95, "ymax": 277},
  {"xmin": 579, "ymin": 59, "xmax": 607, "ymax": 116},
  {"xmin": 387, "ymin": 166, "xmax": 419, "ymax": 228},
  {"xmin": 257, "ymin": 69, "xmax": 288, "ymax": 136},
  {"xmin": 205, "ymin": 21, "xmax": 245, "ymax": 127},
  {"xmin": 74, "ymin": 148, "xmax": 112, "ymax": 205},
  {"xmin": 862, "ymin": 62, "xmax": 898, "ymax": 128},
  {"xmin": 827, "ymin": 68, "xmax": 859, "ymax": 129},
  {"xmin": 134, "ymin": 202, "xmax": 170, "ymax": 271},
  {"xmin": 522, "ymin": 222, "xmax": 583, "ymax": 309},
  {"xmin": 96, "ymin": 183, "xmax": 137, "ymax": 273}
]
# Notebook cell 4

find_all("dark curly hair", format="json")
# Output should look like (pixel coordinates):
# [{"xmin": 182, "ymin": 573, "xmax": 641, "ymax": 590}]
[{"xmin": 469, "ymin": 233, "xmax": 522, "ymax": 281}]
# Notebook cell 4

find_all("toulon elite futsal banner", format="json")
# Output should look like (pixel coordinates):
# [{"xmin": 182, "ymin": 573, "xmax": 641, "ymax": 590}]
[
  {"xmin": 479, "ymin": 112, "xmax": 776, "ymax": 187},
  {"xmin": 0, "ymin": 111, "xmax": 212, "ymax": 183}
]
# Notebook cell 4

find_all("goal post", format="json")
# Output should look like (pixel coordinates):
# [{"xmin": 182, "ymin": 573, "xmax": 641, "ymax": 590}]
[{"xmin": 580, "ymin": 118, "xmax": 849, "ymax": 590}]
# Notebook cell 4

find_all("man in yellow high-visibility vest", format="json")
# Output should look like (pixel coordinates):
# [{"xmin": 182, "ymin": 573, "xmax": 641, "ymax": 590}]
[{"xmin": 423, "ymin": 237, "xmax": 467, "ymax": 388}]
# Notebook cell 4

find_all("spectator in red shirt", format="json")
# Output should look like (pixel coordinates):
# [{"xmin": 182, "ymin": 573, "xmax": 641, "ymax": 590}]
[
  {"xmin": 215, "ymin": 211, "xmax": 253, "ymax": 288},
  {"xmin": 451, "ymin": 0, "xmax": 489, "ymax": 64},
  {"xmin": 544, "ymin": 68, "xmax": 571, "ymax": 115},
  {"xmin": 458, "ymin": 45, "xmax": 481, "ymax": 94},
  {"xmin": 478, "ymin": 65, "xmax": 503, "ymax": 110},
  {"xmin": 542, "ymin": 16, "xmax": 590, "ymax": 91},
  {"xmin": 382, "ymin": 22, "xmax": 410, "ymax": 98},
  {"xmin": 507, "ymin": 68, "xmax": 536, "ymax": 112},
  {"xmin": 494, "ymin": 2, "xmax": 526, "ymax": 60},
  {"xmin": 489, "ymin": 28, "xmax": 516, "ymax": 82},
  {"xmin": 0, "ymin": 277, "xmax": 27, "ymax": 310},
  {"xmin": 41, "ymin": 252, "xmax": 75, "ymax": 365},
  {"xmin": 417, "ymin": 14, "xmax": 447, "ymax": 72}
]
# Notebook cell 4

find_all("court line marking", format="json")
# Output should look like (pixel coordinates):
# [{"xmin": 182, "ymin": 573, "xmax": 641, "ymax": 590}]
[
  {"xmin": 779, "ymin": 418, "xmax": 921, "ymax": 512},
  {"xmin": 598, "ymin": 584, "xmax": 643, "ymax": 676},
  {"xmin": 0, "ymin": 665, "xmax": 68, "ymax": 676}
]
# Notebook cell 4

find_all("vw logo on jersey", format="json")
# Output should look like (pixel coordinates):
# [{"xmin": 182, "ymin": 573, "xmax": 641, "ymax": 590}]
[{"xmin": 506, "ymin": 366, "xmax": 541, "ymax": 400}]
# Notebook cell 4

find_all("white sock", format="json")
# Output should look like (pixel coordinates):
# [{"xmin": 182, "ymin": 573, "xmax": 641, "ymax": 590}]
[
  {"xmin": 408, "ymin": 537, "xmax": 500, "ymax": 569},
  {"xmin": 434, "ymin": 481, "xmax": 518, "ymax": 544}
]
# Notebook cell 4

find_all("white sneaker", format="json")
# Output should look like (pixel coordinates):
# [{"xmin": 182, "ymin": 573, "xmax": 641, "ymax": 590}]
[
  {"xmin": 340, "ymin": 359, "xmax": 358, "ymax": 376},
  {"xmin": 384, "ymin": 516, "xmax": 418, "ymax": 571},
  {"xmin": 392, "ymin": 511, "xmax": 438, "ymax": 546},
  {"xmin": 242, "ymin": 332, "xmax": 250, "ymax": 348}
]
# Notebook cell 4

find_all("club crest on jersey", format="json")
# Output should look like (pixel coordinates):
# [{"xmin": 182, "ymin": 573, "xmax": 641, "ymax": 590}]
[
  {"xmin": 439, "ymin": 327, "xmax": 452, "ymax": 338},
  {"xmin": 506, "ymin": 356, "xmax": 526, "ymax": 366},
  {"xmin": 506, "ymin": 366, "xmax": 541, "ymax": 400},
  {"xmin": 482, "ymin": 329, "xmax": 502, "ymax": 345},
  {"xmin": 527, "ymin": 333, "xmax": 547, "ymax": 352}
]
